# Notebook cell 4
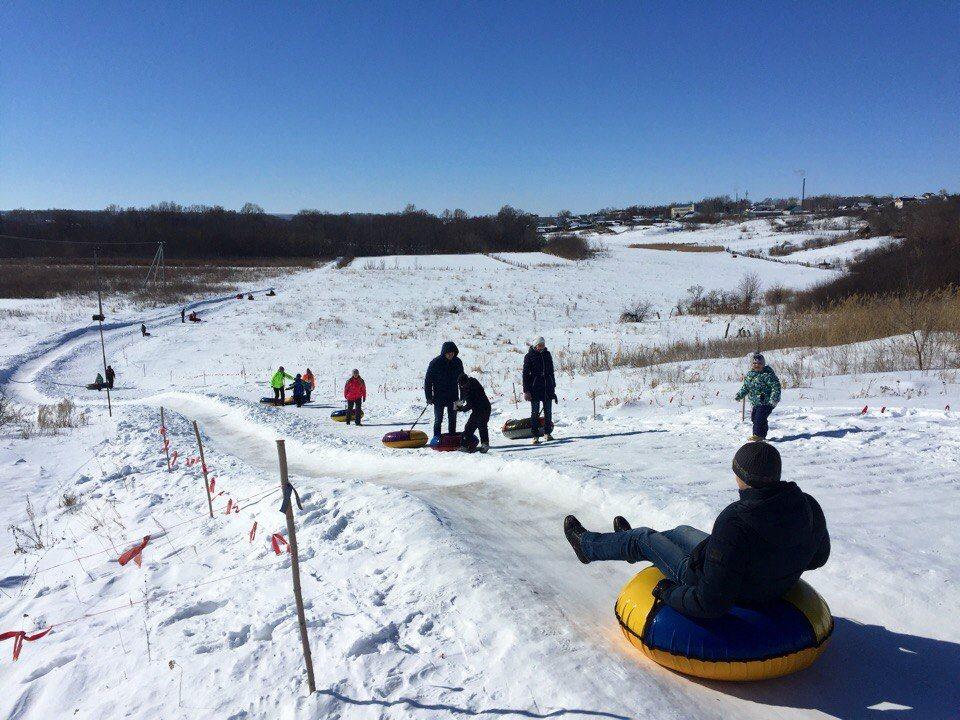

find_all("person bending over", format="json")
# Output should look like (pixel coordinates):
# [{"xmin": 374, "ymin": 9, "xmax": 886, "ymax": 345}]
[
  {"xmin": 456, "ymin": 372, "xmax": 491, "ymax": 453},
  {"xmin": 564, "ymin": 442, "xmax": 829, "ymax": 618}
]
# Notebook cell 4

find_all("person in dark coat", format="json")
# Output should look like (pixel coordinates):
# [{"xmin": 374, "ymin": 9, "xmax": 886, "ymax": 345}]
[
  {"xmin": 424, "ymin": 341, "xmax": 464, "ymax": 438},
  {"xmin": 105, "ymin": 365, "xmax": 115, "ymax": 389},
  {"xmin": 140, "ymin": 323, "xmax": 149, "ymax": 337},
  {"xmin": 564, "ymin": 442, "xmax": 830, "ymax": 619},
  {"xmin": 522, "ymin": 336, "xmax": 556, "ymax": 444},
  {"xmin": 457, "ymin": 373, "xmax": 491, "ymax": 453},
  {"xmin": 291, "ymin": 374, "xmax": 308, "ymax": 408}
]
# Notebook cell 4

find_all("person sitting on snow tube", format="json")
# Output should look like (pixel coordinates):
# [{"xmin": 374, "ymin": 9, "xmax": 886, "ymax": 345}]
[
  {"xmin": 564, "ymin": 441, "xmax": 830, "ymax": 618},
  {"xmin": 456, "ymin": 372, "xmax": 491, "ymax": 453},
  {"xmin": 424, "ymin": 341, "xmax": 464, "ymax": 440}
]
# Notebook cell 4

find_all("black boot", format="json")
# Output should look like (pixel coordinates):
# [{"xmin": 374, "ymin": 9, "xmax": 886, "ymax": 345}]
[
  {"xmin": 614, "ymin": 516, "xmax": 632, "ymax": 533},
  {"xmin": 564, "ymin": 515, "xmax": 591, "ymax": 564}
]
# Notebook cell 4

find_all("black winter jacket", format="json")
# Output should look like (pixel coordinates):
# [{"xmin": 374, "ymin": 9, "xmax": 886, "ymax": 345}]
[
  {"xmin": 660, "ymin": 481, "xmax": 830, "ymax": 619},
  {"xmin": 424, "ymin": 341, "xmax": 465, "ymax": 404},
  {"xmin": 522, "ymin": 348, "xmax": 556, "ymax": 401},
  {"xmin": 458, "ymin": 377, "xmax": 491, "ymax": 417}
]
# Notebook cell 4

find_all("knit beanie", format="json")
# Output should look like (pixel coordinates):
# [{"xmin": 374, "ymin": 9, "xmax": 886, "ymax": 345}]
[
  {"xmin": 752, "ymin": 353, "xmax": 765, "ymax": 365},
  {"xmin": 732, "ymin": 441, "xmax": 781, "ymax": 487}
]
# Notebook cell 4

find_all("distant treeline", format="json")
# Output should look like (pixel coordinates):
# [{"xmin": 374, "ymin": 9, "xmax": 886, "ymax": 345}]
[
  {"xmin": 793, "ymin": 197, "xmax": 960, "ymax": 308},
  {"xmin": 0, "ymin": 204, "xmax": 540, "ymax": 260}
]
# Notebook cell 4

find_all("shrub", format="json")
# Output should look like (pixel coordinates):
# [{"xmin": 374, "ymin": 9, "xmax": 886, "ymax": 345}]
[
  {"xmin": 620, "ymin": 299, "xmax": 654, "ymax": 323},
  {"xmin": 764, "ymin": 284, "xmax": 795, "ymax": 307},
  {"xmin": 676, "ymin": 275, "xmax": 762, "ymax": 316},
  {"xmin": 542, "ymin": 234, "xmax": 597, "ymax": 261}
]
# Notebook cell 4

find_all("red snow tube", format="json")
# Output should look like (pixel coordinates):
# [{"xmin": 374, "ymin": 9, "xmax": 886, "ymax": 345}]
[{"xmin": 430, "ymin": 432, "xmax": 477, "ymax": 452}]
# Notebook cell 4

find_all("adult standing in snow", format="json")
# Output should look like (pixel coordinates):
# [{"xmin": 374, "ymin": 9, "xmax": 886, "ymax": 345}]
[
  {"xmin": 140, "ymin": 323, "xmax": 149, "ymax": 337},
  {"xmin": 523, "ymin": 336, "xmax": 556, "ymax": 444},
  {"xmin": 302, "ymin": 368, "xmax": 316, "ymax": 403},
  {"xmin": 270, "ymin": 366, "xmax": 293, "ymax": 406},
  {"xmin": 457, "ymin": 372, "xmax": 491, "ymax": 453},
  {"xmin": 564, "ymin": 442, "xmax": 830, "ymax": 619},
  {"xmin": 736, "ymin": 353, "xmax": 782, "ymax": 440},
  {"xmin": 344, "ymin": 369, "xmax": 366, "ymax": 425},
  {"xmin": 424, "ymin": 341, "xmax": 464, "ymax": 439},
  {"xmin": 105, "ymin": 365, "xmax": 115, "ymax": 389}
]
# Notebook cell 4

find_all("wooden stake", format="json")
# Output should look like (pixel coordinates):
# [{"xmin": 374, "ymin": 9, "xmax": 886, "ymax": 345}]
[
  {"xmin": 160, "ymin": 407, "xmax": 172, "ymax": 472},
  {"xmin": 276, "ymin": 439, "xmax": 316, "ymax": 694},
  {"xmin": 741, "ymin": 397, "xmax": 746, "ymax": 422},
  {"xmin": 192, "ymin": 421, "xmax": 214, "ymax": 518}
]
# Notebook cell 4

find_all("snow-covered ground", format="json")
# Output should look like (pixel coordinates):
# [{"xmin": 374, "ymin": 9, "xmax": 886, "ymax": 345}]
[
  {"xmin": 601, "ymin": 217, "xmax": 887, "ymax": 268},
  {"xmin": 1, "ymin": 236, "xmax": 958, "ymax": 719}
]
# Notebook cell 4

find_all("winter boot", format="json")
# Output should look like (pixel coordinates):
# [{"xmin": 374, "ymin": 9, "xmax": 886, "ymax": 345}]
[
  {"xmin": 532, "ymin": 437, "xmax": 541, "ymax": 445},
  {"xmin": 564, "ymin": 515, "xmax": 591, "ymax": 564},
  {"xmin": 545, "ymin": 433, "xmax": 554, "ymax": 441},
  {"xmin": 614, "ymin": 516, "xmax": 631, "ymax": 533},
  {"xmin": 478, "ymin": 443, "xmax": 489, "ymax": 454}
]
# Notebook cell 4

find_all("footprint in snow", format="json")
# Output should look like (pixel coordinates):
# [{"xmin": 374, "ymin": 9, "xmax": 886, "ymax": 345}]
[{"xmin": 161, "ymin": 599, "xmax": 228, "ymax": 627}]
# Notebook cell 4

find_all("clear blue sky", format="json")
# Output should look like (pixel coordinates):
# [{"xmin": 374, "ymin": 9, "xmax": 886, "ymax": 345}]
[{"xmin": 1, "ymin": 1, "xmax": 957, "ymax": 214}]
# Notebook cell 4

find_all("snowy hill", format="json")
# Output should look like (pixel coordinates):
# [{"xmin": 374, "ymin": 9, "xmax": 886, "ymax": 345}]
[{"xmin": 1, "ymin": 229, "xmax": 957, "ymax": 719}]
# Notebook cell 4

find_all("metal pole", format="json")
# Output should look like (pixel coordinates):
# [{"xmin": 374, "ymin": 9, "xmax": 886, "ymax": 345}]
[
  {"xmin": 276, "ymin": 439, "xmax": 316, "ymax": 694},
  {"xmin": 192, "ymin": 421, "xmax": 215, "ymax": 518},
  {"xmin": 94, "ymin": 249, "xmax": 112, "ymax": 417}
]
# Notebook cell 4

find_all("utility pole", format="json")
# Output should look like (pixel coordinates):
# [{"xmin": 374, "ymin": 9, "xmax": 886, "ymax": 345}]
[
  {"xmin": 801, "ymin": 177, "xmax": 806, "ymax": 211},
  {"xmin": 93, "ymin": 249, "xmax": 112, "ymax": 417}
]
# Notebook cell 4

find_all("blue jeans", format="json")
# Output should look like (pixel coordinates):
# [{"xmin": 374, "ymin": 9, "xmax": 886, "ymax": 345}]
[
  {"xmin": 433, "ymin": 402, "xmax": 456, "ymax": 437},
  {"xmin": 751, "ymin": 403, "xmax": 773, "ymax": 438},
  {"xmin": 579, "ymin": 524, "xmax": 708, "ymax": 581},
  {"xmin": 530, "ymin": 397, "xmax": 552, "ymax": 438}
]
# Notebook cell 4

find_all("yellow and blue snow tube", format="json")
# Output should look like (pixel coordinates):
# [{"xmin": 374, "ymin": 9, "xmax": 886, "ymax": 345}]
[{"xmin": 615, "ymin": 567, "xmax": 832, "ymax": 681}]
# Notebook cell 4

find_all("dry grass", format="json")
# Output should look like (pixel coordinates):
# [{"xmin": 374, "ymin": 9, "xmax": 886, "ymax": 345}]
[
  {"xmin": 0, "ymin": 259, "xmax": 288, "ymax": 302},
  {"xmin": 612, "ymin": 290, "xmax": 960, "ymax": 373},
  {"xmin": 629, "ymin": 242, "xmax": 725, "ymax": 252}
]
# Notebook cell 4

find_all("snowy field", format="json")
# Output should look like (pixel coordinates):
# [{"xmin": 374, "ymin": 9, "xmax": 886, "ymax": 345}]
[
  {"xmin": 603, "ymin": 217, "xmax": 886, "ymax": 267},
  {"xmin": 1, "ymin": 227, "xmax": 958, "ymax": 719}
]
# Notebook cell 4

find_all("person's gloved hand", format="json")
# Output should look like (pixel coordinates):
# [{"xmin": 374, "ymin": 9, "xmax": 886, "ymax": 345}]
[
  {"xmin": 455, "ymin": 400, "xmax": 467, "ymax": 410},
  {"xmin": 552, "ymin": 394, "xmax": 559, "ymax": 404},
  {"xmin": 523, "ymin": 391, "xmax": 531, "ymax": 401},
  {"xmin": 651, "ymin": 578, "xmax": 677, "ymax": 602}
]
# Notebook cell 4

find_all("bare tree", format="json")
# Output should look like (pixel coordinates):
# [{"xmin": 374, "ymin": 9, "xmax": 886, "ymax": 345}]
[{"xmin": 737, "ymin": 273, "xmax": 762, "ymax": 313}]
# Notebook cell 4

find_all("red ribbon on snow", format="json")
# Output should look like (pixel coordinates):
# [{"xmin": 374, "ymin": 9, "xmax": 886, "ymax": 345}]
[
  {"xmin": 118, "ymin": 535, "xmax": 151, "ymax": 568},
  {"xmin": 270, "ymin": 533, "xmax": 288, "ymax": 555},
  {"xmin": 881, "ymin": 406, "xmax": 886, "ymax": 413},
  {"xmin": 170, "ymin": 450, "xmax": 178, "ymax": 466},
  {"xmin": 0, "ymin": 628, "xmax": 52, "ymax": 660},
  {"xmin": 225, "ymin": 499, "xmax": 234, "ymax": 514},
  {"xmin": 163, "ymin": 438, "xmax": 170, "ymax": 450},
  {"xmin": 208, "ymin": 478, "xmax": 216, "ymax": 495},
  {"xmin": 249, "ymin": 522, "xmax": 258, "ymax": 542},
  {"xmin": 159, "ymin": 425, "xmax": 167, "ymax": 436},
  {"xmin": 860, "ymin": 406, "xmax": 868, "ymax": 415}
]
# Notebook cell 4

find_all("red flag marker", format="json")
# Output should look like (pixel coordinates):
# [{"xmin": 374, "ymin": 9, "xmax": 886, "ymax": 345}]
[
  {"xmin": 118, "ymin": 536, "xmax": 151, "ymax": 568},
  {"xmin": 860, "ymin": 406, "xmax": 868, "ymax": 415},
  {"xmin": 0, "ymin": 628, "xmax": 52, "ymax": 660},
  {"xmin": 271, "ymin": 533, "xmax": 288, "ymax": 555}
]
